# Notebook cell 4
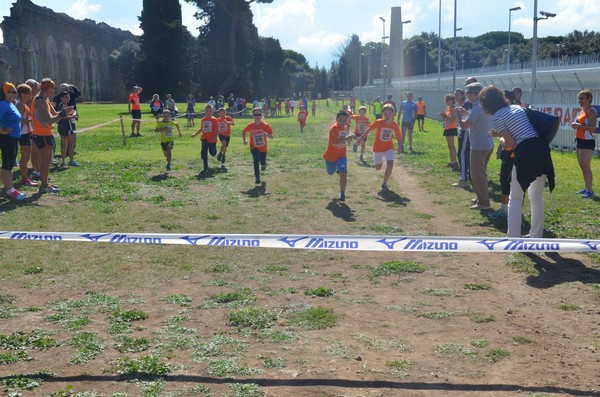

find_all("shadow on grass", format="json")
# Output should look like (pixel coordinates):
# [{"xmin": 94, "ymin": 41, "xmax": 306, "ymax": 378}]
[
  {"xmin": 150, "ymin": 173, "xmax": 171, "ymax": 182},
  {"xmin": 376, "ymin": 189, "xmax": 410, "ymax": 207},
  {"xmin": 326, "ymin": 200, "xmax": 356, "ymax": 222},
  {"xmin": 242, "ymin": 182, "xmax": 269, "ymax": 197},
  {"xmin": 525, "ymin": 252, "xmax": 600, "ymax": 289},
  {"xmin": 3, "ymin": 374, "xmax": 598, "ymax": 396}
]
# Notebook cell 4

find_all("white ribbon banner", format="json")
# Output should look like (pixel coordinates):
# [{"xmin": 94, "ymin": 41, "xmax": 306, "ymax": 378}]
[{"xmin": 1, "ymin": 231, "xmax": 599, "ymax": 253}]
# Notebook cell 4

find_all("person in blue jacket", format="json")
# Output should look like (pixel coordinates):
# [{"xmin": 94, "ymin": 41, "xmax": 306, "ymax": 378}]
[{"xmin": 0, "ymin": 82, "xmax": 26, "ymax": 200}]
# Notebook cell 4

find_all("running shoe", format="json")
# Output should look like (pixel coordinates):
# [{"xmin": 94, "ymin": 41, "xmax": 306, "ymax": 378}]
[
  {"xmin": 39, "ymin": 184, "xmax": 60, "ymax": 194},
  {"xmin": 7, "ymin": 189, "xmax": 26, "ymax": 201},
  {"xmin": 217, "ymin": 152, "xmax": 223, "ymax": 162},
  {"xmin": 576, "ymin": 188, "xmax": 587, "ymax": 194},
  {"xmin": 68, "ymin": 160, "xmax": 80, "ymax": 166},
  {"xmin": 352, "ymin": 143, "xmax": 357, "ymax": 152},
  {"xmin": 221, "ymin": 154, "xmax": 226, "ymax": 164},
  {"xmin": 487, "ymin": 209, "xmax": 508, "ymax": 219},
  {"xmin": 470, "ymin": 204, "xmax": 492, "ymax": 210},
  {"xmin": 339, "ymin": 192, "xmax": 346, "ymax": 202},
  {"xmin": 359, "ymin": 155, "xmax": 364, "ymax": 162},
  {"xmin": 582, "ymin": 190, "xmax": 595, "ymax": 199},
  {"xmin": 255, "ymin": 177, "xmax": 261, "ymax": 184},
  {"xmin": 166, "ymin": 163, "xmax": 171, "ymax": 171},
  {"xmin": 21, "ymin": 178, "xmax": 38, "ymax": 187},
  {"xmin": 451, "ymin": 180, "xmax": 470, "ymax": 188},
  {"xmin": 381, "ymin": 183, "xmax": 389, "ymax": 191}
]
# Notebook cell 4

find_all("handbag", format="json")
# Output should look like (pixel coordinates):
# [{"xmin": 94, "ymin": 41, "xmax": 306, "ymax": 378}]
[{"xmin": 524, "ymin": 107, "xmax": 560, "ymax": 143}]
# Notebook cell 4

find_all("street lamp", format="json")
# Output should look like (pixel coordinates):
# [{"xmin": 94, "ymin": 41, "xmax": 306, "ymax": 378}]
[
  {"xmin": 531, "ymin": 1, "xmax": 556, "ymax": 104},
  {"xmin": 424, "ymin": 41, "xmax": 432, "ymax": 75},
  {"xmin": 508, "ymin": 6, "xmax": 521, "ymax": 71},
  {"xmin": 461, "ymin": 53, "xmax": 464, "ymax": 75},
  {"xmin": 452, "ymin": 26, "xmax": 462, "ymax": 91},
  {"xmin": 399, "ymin": 19, "xmax": 411, "ymax": 98},
  {"xmin": 437, "ymin": 0, "xmax": 442, "ymax": 90},
  {"xmin": 379, "ymin": 16, "xmax": 389, "ymax": 100}
]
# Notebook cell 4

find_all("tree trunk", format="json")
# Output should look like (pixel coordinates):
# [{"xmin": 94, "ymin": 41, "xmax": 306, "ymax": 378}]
[{"xmin": 217, "ymin": 0, "xmax": 239, "ymax": 95}]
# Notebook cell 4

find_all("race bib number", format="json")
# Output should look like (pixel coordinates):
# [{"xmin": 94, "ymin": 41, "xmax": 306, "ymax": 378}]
[
  {"xmin": 253, "ymin": 133, "xmax": 265, "ymax": 147},
  {"xmin": 358, "ymin": 123, "xmax": 367, "ymax": 133},
  {"xmin": 300, "ymin": 114, "xmax": 305, "ymax": 120},
  {"xmin": 380, "ymin": 128, "xmax": 393, "ymax": 142},
  {"xmin": 203, "ymin": 121, "xmax": 212, "ymax": 132},
  {"xmin": 164, "ymin": 126, "xmax": 173, "ymax": 137},
  {"xmin": 219, "ymin": 122, "xmax": 227, "ymax": 133},
  {"xmin": 334, "ymin": 130, "xmax": 348, "ymax": 148}
]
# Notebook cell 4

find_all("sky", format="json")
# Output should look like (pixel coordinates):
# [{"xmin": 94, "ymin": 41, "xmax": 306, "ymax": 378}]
[{"xmin": 1, "ymin": 0, "xmax": 598, "ymax": 67}]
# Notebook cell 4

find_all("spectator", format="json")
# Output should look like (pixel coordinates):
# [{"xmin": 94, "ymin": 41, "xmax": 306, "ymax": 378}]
[
  {"xmin": 571, "ymin": 89, "xmax": 597, "ymax": 199},
  {"xmin": 128, "ymin": 86, "xmax": 143, "ymax": 137},
  {"xmin": 149, "ymin": 94, "xmax": 164, "ymax": 121},
  {"xmin": 164, "ymin": 94, "xmax": 176, "ymax": 117},
  {"xmin": 15, "ymin": 84, "xmax": 37, "ymax": 187},
  {"xmin": 0, "ymin": 82, "xmax": 26, "ymax": 200}
]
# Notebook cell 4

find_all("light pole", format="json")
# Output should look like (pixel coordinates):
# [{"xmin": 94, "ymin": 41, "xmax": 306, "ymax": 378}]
[
  {"xmin": 437, "ymin": 0, "xmax": 441, "ymax": 90},
  {"xmin": 399, "ymin": 19, "xmax": 411, "ymax": 98},
  {"xmin": 556, "ymin": 43, "xmax": 564, "ymax": 65},
  {"xmin": 508, "ymin": 6, "xmax": 521, "ymax": 71},
  {"xmin": 452, "ymin": 26, "xmax": 462, "ymax": 91},
  {"xmin": 531, "ymin": 2, "xmax": 556, "ymax": 105},
  {"xmin": 379, "ymin": 16, "xmax": 389, "ymax": 100},
  {"xmin": 358, "ymin": 51, "xmax": 362, "ymax": 101},
  {"xmin": 424, "ymin": 41, "xmax": 431, "ymax": 75},
  {"xmin": 461, "ymin": 53, "xmax": 464, "ymax": 75},
  {"xmin": 579, "ymin": 50, "xmax": 583, "ymax": 63},
  {"xmin": 368, "ymin": 48, "xmax": 372, "ymax": 85}
]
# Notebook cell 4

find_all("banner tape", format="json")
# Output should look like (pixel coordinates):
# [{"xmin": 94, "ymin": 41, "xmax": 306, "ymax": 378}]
[{"xmin": 1, "ymin": 231, "xmax": 599, "ymax": 253}]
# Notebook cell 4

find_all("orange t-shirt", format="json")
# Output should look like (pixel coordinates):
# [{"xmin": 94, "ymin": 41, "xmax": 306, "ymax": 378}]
[
  {"xmin": 368, "ymin": 119, "xmax": 402, "ymax": 153},
  {"xmin": 199, "ymin": 116, "xmax": 219, "ymax": 143},
  {"xmin": 31, "ymin": 96, "xmax": 54, "ymax": 136},
  {"xmin": 218, "ymin": 116, "xmax": 234, "ymax": 137},
  {"xmin": 444, "ymin": 106, "xmax": 457, "ymax": 129},
  {"xmin": 323, "ymin": 123, "xmax": 349, "ymax": 162},
  {"xmin": 576, "ymin": 109, "xmax": 595, "ymax": 140},
  {"xmin": 297, "ymin": 110, "xmax": 308, "ymax": 123},
  {"xmin": 243, "ymin": 121, "xmax": 273, "ymax": 152},
  {"xmin": 351, "ymin": 115, "xmax": 370, "ymax": 135},
  {"xmin": 416, "ymin": 101, "xmax": 426, "ymax": 115}
]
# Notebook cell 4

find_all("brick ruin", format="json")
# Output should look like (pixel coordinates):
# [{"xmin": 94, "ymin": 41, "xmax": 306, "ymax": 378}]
[{"xmin": 0, "ymin": 0, "xmax": 136, "ymax": 101}]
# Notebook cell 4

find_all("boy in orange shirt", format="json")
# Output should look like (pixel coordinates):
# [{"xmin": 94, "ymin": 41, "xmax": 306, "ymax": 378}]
[
  {"xmin": 216, "ymin": 107, "xmax": 235, "ymax": 165},
  {"xmin": 191, "ymin": 104, "xmax": 219, "ymax": 173},
  {"xmin": 243, "ymin": 107, "xmax": 273, "ymax": 184},
  {"xmin": 323, "ymin": 109, "xmax": 355, "ymax": 201},
  {"xmin": 350, "ymin": 105, "xmax": 370, "ymax": 163},
  {"xmin": 297, "ymin": 105, "xmax": 308, "ymax": 132},
  {"xmin": 357, "ymin": 104, "xmax": 402, "ymax": 191}
]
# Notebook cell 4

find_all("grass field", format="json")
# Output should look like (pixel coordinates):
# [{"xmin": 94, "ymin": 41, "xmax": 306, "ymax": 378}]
[{"xmin": 0, "ymin": 101, "xmax": 599, "ymax": 397}]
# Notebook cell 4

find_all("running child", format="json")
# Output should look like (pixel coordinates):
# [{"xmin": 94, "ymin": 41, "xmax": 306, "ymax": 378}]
[
  {"xmin": 350, "ymin": 105, "xmax": 370, "ymax": 163},
  {"xmin": 323, "ymin": 109, "xmax": 354, "ymax": 201},
  {"xmin": 216, "ymin": 107, "xmax": 234, "ymax": 165},
  {"xmin": 191, "ymin": 104, "xmax": 219, "ymax": 173},
  {"xmin": 356, "ymin": 104, "xmax": 402, "ymax": 191},
  {"xmin": 155, "ymin": 109, "xmax": 182, "ymax": 171},
  {"xmin": 243, "ymin": 108, "xmax": 273, "ymax": 184},
  {"xmin": 186, "ymin": 94, "xmax": 195, "ymax": 128},
  {"xmin": 297, "ymin": 105, "xmax": 308, "ymax": 132}
]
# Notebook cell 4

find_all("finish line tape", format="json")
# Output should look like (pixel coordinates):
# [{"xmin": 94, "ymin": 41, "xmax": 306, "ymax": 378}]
[{"xmin": 1, "ymin": 231, "xmax": 599, "ymax": 253}]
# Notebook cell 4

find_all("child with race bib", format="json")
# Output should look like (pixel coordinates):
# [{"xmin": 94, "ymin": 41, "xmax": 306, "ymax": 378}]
[
  {"xmin": 243, "ymin": 108, "xmax": 273, "ymax": 184},
  {"xmin": 323, "ymin": 109, "xmax": 355, "ymax": 201},
  {"xmin": 155, "ymin": 109, "xmax": 182, "ymax": 171}
]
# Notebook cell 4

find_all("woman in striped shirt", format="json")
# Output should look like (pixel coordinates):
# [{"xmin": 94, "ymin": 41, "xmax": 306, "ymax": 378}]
[{"xmin": 479, "ymin": 86, "xmax": 555, "ymax": 239}]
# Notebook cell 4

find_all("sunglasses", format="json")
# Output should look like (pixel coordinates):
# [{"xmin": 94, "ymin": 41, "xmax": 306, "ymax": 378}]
[
  {"xmin": 253, "ymin": 113, "xmax": 262, "ymax": 117},
  {"xmin": 7, "ymin": 90, "xmax": 17, "ymax": 94}
]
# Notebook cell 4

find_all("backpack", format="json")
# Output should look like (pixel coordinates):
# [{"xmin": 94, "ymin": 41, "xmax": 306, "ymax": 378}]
[
  {"xmin": 593, "ymin": 105, "xmax": 600, "ymax": 133},
  {"xmin": 524, "ymin": 107, "xmax": 560, "ymax": 144}
]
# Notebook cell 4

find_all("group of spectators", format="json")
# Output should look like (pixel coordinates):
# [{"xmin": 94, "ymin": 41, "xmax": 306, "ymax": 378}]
[{"xmin": 1, "ymin": 78, "xmax": 80, "ymax": 201}]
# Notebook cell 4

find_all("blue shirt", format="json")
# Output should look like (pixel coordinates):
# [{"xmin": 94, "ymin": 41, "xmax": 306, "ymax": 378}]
[
  {"xmin": 0, "ymin": 101, "xmax": 22, "ymax": 139},
  {"xmin": 400, "ymin": 101, "xmax": 418, "ymax": 123}
]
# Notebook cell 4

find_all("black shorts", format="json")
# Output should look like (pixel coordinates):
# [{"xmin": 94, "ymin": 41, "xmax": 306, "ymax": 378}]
[
  {"xmin": 0, "ymin": 134, "xmax": 19, "ymax": 171},
  {"xmin": 32, "ymin": 135, "xmax": 56, "ymax": 150},
  {"xmin": 131, "ymin": 110, "xmax": 141, "ymax": 120},
  {"xmin": 161, "ymin": 141, "xmax": 174, "ymax": 151},
  {"xmin": 576, "ymin": 138, "xmax": 595, "ymax": 150},
  {"xmin": 416, "ymin": 114, "xmax": 425, "ymax": 121},
  {"xmin": 19, "ymin": 133, "xmax": 32, "ymax": 146},
  {"xmin": 443, "ymin": 128, "xmax": 458, "ymax": 137},
  {"xmin": 354, "ymin": 133, "xmax": 368, "ymax": 142},
  {"xmin": 219, "ymin": 135, "xmax": 231, "ymax": 145}
]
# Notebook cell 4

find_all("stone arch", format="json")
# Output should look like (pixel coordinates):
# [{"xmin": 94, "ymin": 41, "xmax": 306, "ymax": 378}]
[
  {"xmin": 46, "ymin": 35, "xmax": 59, "ymax": 79},
  {"xmin": 23, "ymin": 33, "xmax": 40, "ymax": 79},
  {"xmin": 62, "ymin": 41, "xmax": 73, "ymax": 82}
]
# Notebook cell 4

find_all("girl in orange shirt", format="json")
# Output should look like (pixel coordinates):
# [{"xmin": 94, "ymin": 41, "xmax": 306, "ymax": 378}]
[
  {"xmin": 243, "ymin": 107, "xmax": 273, "ymax": 184},
  {"xmin": 438, "ymin": 94, "xmax": 459, "ymax": 172},
  {"xmin": 571, "ymin": 89, "xmax": 597, "ymax": 198},
  {"xmin": 297, "ymin": 105, "xmax": 308, "ymax": 132}
]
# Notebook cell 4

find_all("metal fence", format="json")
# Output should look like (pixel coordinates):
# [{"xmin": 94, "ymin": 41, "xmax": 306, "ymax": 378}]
[{"xmin": 354, "ymin": 63, "xmax": 600, "ymax": 153}]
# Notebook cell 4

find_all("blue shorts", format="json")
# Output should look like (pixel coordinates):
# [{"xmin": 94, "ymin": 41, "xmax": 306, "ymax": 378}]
[{"xmin": 325, "ymin": 157, "xmax": 347, "ymax": 175}]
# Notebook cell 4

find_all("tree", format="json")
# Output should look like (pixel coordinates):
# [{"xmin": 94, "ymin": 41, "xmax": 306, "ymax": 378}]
[
  {"xmin": 138, "ymin": 0, "xmax": 188, "ymax": 98},
  {"xmin": 110, "ymin": 39, "xmax": 142, "ymax": 97},
  {"xmin": 185, "ymin": 0, "xmax": 274, "ymax": 96}
]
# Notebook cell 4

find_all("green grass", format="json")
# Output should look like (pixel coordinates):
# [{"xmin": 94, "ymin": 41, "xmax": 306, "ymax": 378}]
[
  {"xmin": 557, "ymin": 303, "xmax": 581, "ymax": 311},
  {"xmin": 287, "ymin": 306, "xmax": 337, "ymax": 330},
  {"xmin": 304, "ymin": 287, "xmax": 334, "ymax": 297},
  {"xmin": 227, "ymin": 307, "xmax": 277, "ymax": 329}
]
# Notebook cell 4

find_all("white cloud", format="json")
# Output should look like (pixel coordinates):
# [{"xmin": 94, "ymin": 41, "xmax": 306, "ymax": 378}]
[
  {"xmin": 252, "ymin": 0, "xmax": 316, "ymax": 32},
  {"xmin": 66, "ymin": 0, "xmax": 101, "ymax": 20},
  {"xmin": 180, "ymin": 1, "xmax": 201, "ymax": 35}
]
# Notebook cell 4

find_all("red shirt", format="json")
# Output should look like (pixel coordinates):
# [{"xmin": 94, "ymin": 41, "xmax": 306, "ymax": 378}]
[
  {"xmin": 218, "ymin": 116, "xmax": 234, "ymax": 137},
  {"xmin": 129, "ymin": 93, "xmax": 140, "ymax": 111},
  {"xmin": 351, "ymin": 114, "xmax": 370, "ymax": 135},
  {"xmin": 367, "ymin": 119, "xmax": 402, "ymax": 153},
  {"xmin": 243, "ymin": 121, "xmax": 273, "ymax": 152},
  {"xmin": 323, "ymin": 123, "xmax": 349, "ymax": 162}
]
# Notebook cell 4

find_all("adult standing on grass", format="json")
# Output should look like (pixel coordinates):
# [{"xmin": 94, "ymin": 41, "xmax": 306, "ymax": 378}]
[
  {"xmin": 216, "ymin": 107, "xmax": 234, "ymax": 165},
  {"xmin": 323, "ymin": 109, "xmax": 354, "ymax": 202},
  {"xmin": 25, "ymin": 79, "xmax": 42, "ymax": 180},
  {"xmin": 15, "ymin": 84, "xmax": 37, "ymax": 188},
  {"xmin": 149, "ymin": 94, "xmax": 164, "ymax": 121},
  {"xmin": 357, "ymin": 103, "xmax": 402, "ymax": 192},
  {"xmin": 481, "ymin": 85, "xmax": 555, "ymax": 238},
  {"xmin": 191, "ymin": 104, "xmax": 219, "ymax": 174},
  {"xmin": 186, "ymin": 94, "xmax": 195, "ymax": 128},
  {"xmin": 164, "ymin": 94, "xmax": 176, "ymax": 118},
  {"xmin": 243, "ymin": 108, "xmax": 273, "ymax": 185},
  {"xmin": 155, "ymin": 109, "xmax": 182, "ymax": 171},
  {"xmin": 438, "ymin": 94, "xmax": 459, "ymax": 172},
  {"xmin": 53, "ymin": 83, "xmax": 81, "ymax": 153},
  {"xmin": 571, "ymin": 89, "xmax": 597, "ymax": 199},
  {"xmin": 0, "ymin": 82, "xmax": 26, "ymax": 201},
  {"xmin": 55, "ymin": 92, "xmax": 79, "ymax": 167},
  {"xmin": 128, "ymin": 86, "xmax": 143, "ymax": 137},
  {"xmin": 458, "ymin": 82, "xmax": 494, "ymax": 211},
  {"xmin": 416, "ymin": 96, "xmax": 426, "ymax": 131},
  {"xmin": 32, "ymin": 78, "xmax": 72, "ymax": 194},
  {"xmin": 399, "ymin": 91, "xmax": 417, "ymax": 154}
]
